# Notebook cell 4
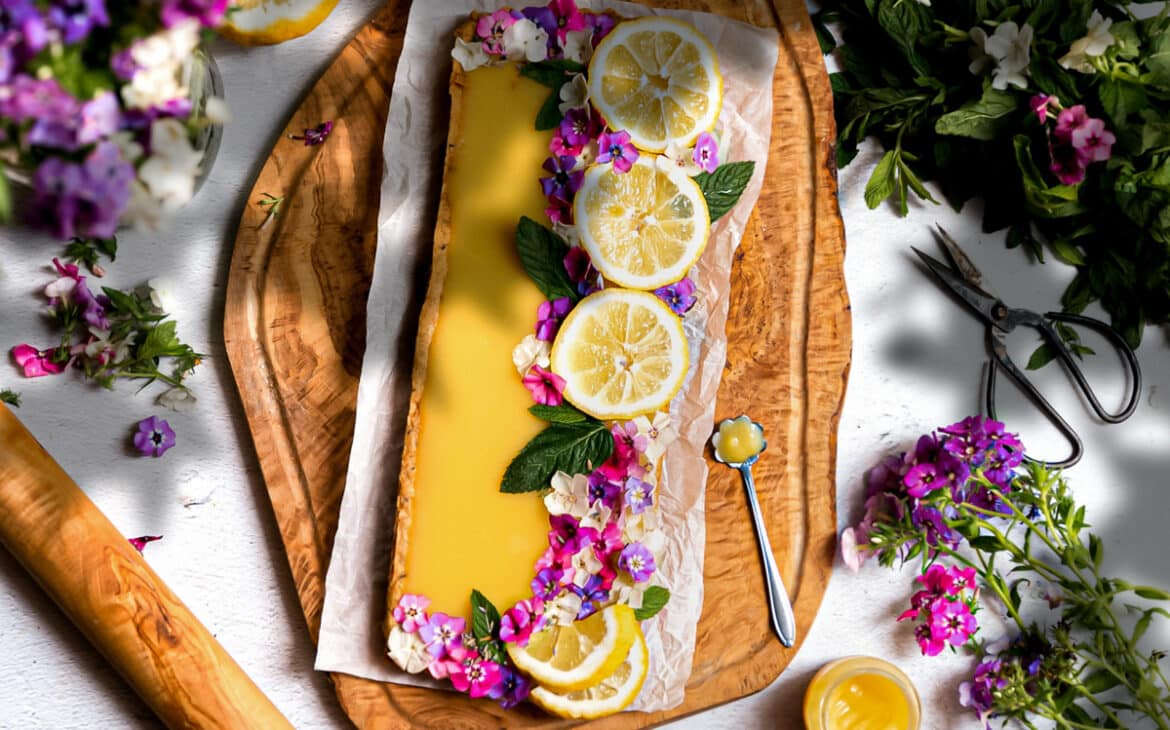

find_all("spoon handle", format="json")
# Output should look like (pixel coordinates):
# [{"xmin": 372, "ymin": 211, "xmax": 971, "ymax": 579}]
[{"xmin": 739, "ymin": 464, "xmax": 796, "ymax": 647}]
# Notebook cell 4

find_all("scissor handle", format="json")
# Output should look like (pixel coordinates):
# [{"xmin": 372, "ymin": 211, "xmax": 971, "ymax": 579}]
[{"xmin": 1040, "ymin": 312, "xmax": 1142, "ymax": 423}]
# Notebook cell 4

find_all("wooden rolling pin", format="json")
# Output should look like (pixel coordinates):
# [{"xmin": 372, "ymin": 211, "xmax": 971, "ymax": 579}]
[{"xmin": 0, "ymin": 404, "xmax": 293, "ymax": 729}]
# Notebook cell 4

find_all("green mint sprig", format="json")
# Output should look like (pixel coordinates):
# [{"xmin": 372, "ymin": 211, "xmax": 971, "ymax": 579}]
[
  {"xmin": 694, "ymin": 161, "xmax": 757, "ymax": 222},
  {"xmin": 500, "ymin": 407, "xmax": 613, "ymax": 494},
  {"xmin": 633, "ymin": 587, "xmax": 671, "ymax": 620},
  {"xmin": 0, "ymin": 389, "xmax": 20, "ymax": 407},
  {"xmin": 470, "ymin": 589, "xmax": 508, "ymax": 664},
  {"xmin": 521, "ymin": 60, "xmax": 585, "ymax": 131},
  {"xmin": 515, "ymin": 216, "xmax": 580, "ymax": 302}
]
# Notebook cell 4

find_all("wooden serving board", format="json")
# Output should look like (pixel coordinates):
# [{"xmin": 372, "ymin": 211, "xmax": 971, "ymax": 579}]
[{"xmin": 223, "ymin": 1, "xmax": 850, "ymax": 727}]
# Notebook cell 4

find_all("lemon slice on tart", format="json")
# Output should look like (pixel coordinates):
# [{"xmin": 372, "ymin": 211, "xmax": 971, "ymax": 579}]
[
  {"xmin": 574, "ymin": 156, "xmax": 709, "ymax": 291},
  {"xmin": 219, "ymin": 0, "xmax": 339, "ymax": 46},
  {"xmin": 549, "ymin": 289, "xmax": 689, "ymax": 421},
  {"xmin": 530, "ymin": 629, "xmax": 649, "ymax": 719},
  {"xmin": 507, "ymin": 604, "xmax": 639, "ymax": 692},
  {"xmin": 587, "ymin": 16, "xmax": 722, "ymax": 152}
]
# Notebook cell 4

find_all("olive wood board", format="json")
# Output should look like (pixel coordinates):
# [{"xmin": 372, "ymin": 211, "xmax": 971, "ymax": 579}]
[{"xmin": 222, "ymin": 0, "xmax": 851, "ymax": 727}]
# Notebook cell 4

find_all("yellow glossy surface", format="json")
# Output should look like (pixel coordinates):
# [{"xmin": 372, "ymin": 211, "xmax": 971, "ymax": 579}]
[
  {"xmin": 804, "ymin": 657, "xmax": 921, "ymax": 730},
  {"xmin": 714, "ymin": 416, "xmax": 764, "ymax": 464},
  {"xmin": 404, "ymin": 64, "xmax": 553, "ymax": 617}
]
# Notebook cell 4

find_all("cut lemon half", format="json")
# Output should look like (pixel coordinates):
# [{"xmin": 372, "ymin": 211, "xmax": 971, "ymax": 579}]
[
  {"xmin": 507, "ymin": 604, "xmax": 639, "ymax": 692},
  {"xmin": 219, "ymin": 0, "xmax": 339, "ymax": 46},
  {"xmin": 549, "ymin": 289, "xmax": 688, "ymax": 421},
  {"xmin": 575, "ymin": 156, "xmax": 709, "ymax": 291},
  {"xmin": 530, "ymin": 630, "xmax": 649, "ymax": 719},
  {"xmin": 587, "ymin": 16, "xmax": 722, "ymax": 153}
]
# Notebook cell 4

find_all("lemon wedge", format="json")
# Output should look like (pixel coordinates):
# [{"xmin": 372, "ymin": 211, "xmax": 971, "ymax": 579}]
[
  {"xmin": 219, "ymin": 0, "xmax": 339, "ymax": 46},
  {"xmin": 549, "ymin": 289, "xmax": 688, "ymax": 421},
  {"xmin": 529, "ymin": 629, "xmax": 649, "ymax": 719},
  {"xmin": 587, "ymin": 17, "xmax": 722, "ymax": 153},
  {"xmin": 506, "ymin": 604, "xmax": 638, "ymax": 692},
  {"xmin": 575, "ymin": 156, "xmax": 709, "ymax": 291}
]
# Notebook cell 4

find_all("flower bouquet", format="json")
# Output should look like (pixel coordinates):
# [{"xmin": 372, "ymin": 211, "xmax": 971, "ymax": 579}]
[
  {"xmin": 816, "ymin": 1, "xmax": 1170, "ymax": 348},
  {"xmin": 0, "ymin": 1, "xmax": 229, "ymax": 240}
]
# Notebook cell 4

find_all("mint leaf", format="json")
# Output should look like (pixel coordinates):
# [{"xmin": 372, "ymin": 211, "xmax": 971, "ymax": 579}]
[
  {"xmin": 694, "ymin": 161, "xmax": 755, "ymax": 222},
  {"xmin": 934, "ymin": 88, "xmax": 1018, "ymax": 141},
  {"xmin": 535, "ymin": 89, "xmax": 563, "ymax": 131},
  {"xmin": 1026, "ymin": 344, "xmax": 1058, "ymax": 371},
  {"xmin": 864, "ymin": 151, "xmax": 897, "ymax": 210},
  {"xmin": 470, "ymin": 589, "xmax": 502, "ymax": 641},
  {"xmin": 0, "ymin": 389, "xmax": 21, "ymax": 408},
  {"xmin": 500, "ymin": 420, "xmax": 613, "ymax": 493},
  {"xmin": 529, "ymin": 403, "xmax": 592, "ymax": 424},
  {"xmin": 515, "ymin": 216, "xmax": 579, "ymax": 301},
  {"xmin": 633, "ymin": 587, "xmax": 670, "ymax": 620},
  {"xmin": 520, "ymin": 60, "xmax": 584, "ymax": 88}
]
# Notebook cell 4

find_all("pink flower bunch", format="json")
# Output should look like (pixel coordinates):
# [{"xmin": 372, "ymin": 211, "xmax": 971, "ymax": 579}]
[
  {"xmin": 897, "ymin": 564, "xmax": 980, "ymax": 656},
  {"xmin": 475, "ymin": 9, "xmax": 520, "ymax": 55},
  {"xmin": 499, "ymin": 598, "xmax": 547, "ymax": 646},
  {"xmin": 11, "ymin": 258, "xmax": 109, "ymax": 378},
  {"xmin": 522, "ymin": 364, "xmax": 566, "ymax": 406},
  {"xmin": 1031, "ymin": 95, "xmax": 1116, "ymax": 185}
]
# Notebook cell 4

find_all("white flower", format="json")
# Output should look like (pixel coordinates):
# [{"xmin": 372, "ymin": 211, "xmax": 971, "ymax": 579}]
[
  {"xmin": 136, "ymin": 118, "xmax": 203, "ymax": 216},
  {"xmin": 916, "ymin": 0, "xmax": 931, "ymax": 5},
  {"xmin": 452, "ymin": 37, "xmax": 489, "ymax": 71},
  {"xmin": 552, "ymin": 221, "xmax": 582, "ymax": 248},
  {"xmin": 550, "ymin": 590, "xmax": 583, "ymax": 625},
  {"xmin": 122, "ymin": 181, "xmax": 168, "ymax": 231},
  {"xmin": 562, "ymin": 30, "xmax": 593, "ymax": 64},
  {"xmin": 968, "ymin": 27, "xmax": 992, "ymax": 75},
  {"xmin": 386, "ymin": 625, "xmax": 431, "ymax": 674},
  {"xmin": 44, "ymin": 275, "xmax": 77, "ymax": 301},
  {"xmin": 1059, "ymin": 11, "xmax": 1114, "ymax": 73},
  {"xmin": 512, "ymin": 334, "xmax": 550, "ymax": 374},
  {"xmin": 157, "ymin": 386, "xmax": 197, "ymax": 413},
  {"xmin": 572, "ymin": 139, "xmax": 599, "ymax": 169},
  {"xmin": 579, "ymin": 501, "xmax": 612, "ymax": 532},
  {"xmin": 632, "ymin": 411, "xmax": 678, "ymax": 462},
  {"xmin": 558, "ymin": 73, "xmax": 588, "ymax": 114},
  {"xmin": 121, "ymin": 20, "xmax": 200, "ymax": 111},
  {"xmin": 570, "ymin": 546, "xmax": 603, "ymax": 587},
  {"xmin": 203, "ymin": 96, "xmax": 231, "ymax": 124},
  {"xmin": 621, "ymin": 508, "xmax": 662, "ymax": 543},
  {"xmin": 110, "ymin": 131, "xmax": 143, "ymax": 164},
  {"xmin": 147, "ymin": 276, "xmax": 177, "ymax": 313},
  {"xmin": 982, "ymin": 22, "xmax": 1033, "ymax": 90},
  {"xmin": 544, "ymin": 470, "xmax": 591, "ymax": 518},
  {"xmin": 657, "ymin": 142, "xmax": 700, "ymax": 176},
  {"xmin": 504, "ymin": 19, "xmax": 549, "ymax": 63},
  {"xmin": 611, "ymin": 576, "xmax": 646, "ymax": 609},
  {"xmin": 85, "ymin": 326, "xmax": 134, "ymax": 365},
  {"xmin": 640, "ymin": 528, "xmax": 666, "ymax": 557}
]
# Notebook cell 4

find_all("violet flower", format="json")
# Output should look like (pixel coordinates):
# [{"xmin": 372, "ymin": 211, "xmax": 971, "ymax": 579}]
[
  {"xmin": 535, "ymin": 296, "xmax": 572, "ymax": 341},
  {"xmin": 159, "ymin": 0, "xmax": 229, "ymax": 28},
  {"xmin": 654, "ymin": 277, "xmax": 697, "ymax": 315},
  {"xmin": 586, "ymin": 12, "xmax": 616, "ymax": 45},
  {"xmin": 418, "ymin": 612, "xmax": 466, "ymax": 660},
  {"xmin": 563, "ymin": 246, "xmax": 600, "ymax": 297},
  {"xmin": 570, "ymin": 573, "xmax": 610, "ymax": 619},
  {"xmin": 540, "ymin": 155, "xmax": 583, "ymax": 204},
  {"xmin": 0, "ymin": 1, "xmax": 48, "ymax": 67},
  {"xmin": 597, "ymin": 130, "xmax": 639, "ymax": 173},
  {"xmin": 587, "ymin": 471, "xmax": 622, "ymax": 510},
  {"xmin": 47, "ymin": 0, "xmax": 109, "ymax": 44},
  {"xmin": 487, "ymin": 666, "xmax": 532, "ymax": 709},
  {"xmin": 134, "ymin": 416, "xmax": 176, "ymax": 457},
  {"xmin": 559, "ymin": 107, "xmax": 602, "ymax": 148},
  {"xmin": 618, "ymin": 542, "xmax": 656, "ymax": 583},
  {"xmin": 290, "ymin": 120, "xmax": 333, "ymax": 147},
  {"xmin": 692, "ymin": 131, "xmax": 719, "ymax": 174},
  {"xmin": 531, "ymin": 567, "xmax": 565, "ymax": 601},
  {"xmin": 548, "ymin": 514, "xmax": 598, "ymax": 556}
]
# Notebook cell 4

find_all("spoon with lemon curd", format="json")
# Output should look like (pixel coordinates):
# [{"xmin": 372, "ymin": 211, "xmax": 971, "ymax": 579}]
[{"xmin": 711, "ymin": 416, "xmax": 796, "ymax": 647}]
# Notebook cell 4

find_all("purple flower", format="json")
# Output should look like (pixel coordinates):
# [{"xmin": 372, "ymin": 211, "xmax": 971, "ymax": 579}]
[
  {"xmin": 128, "ymin": 535, "xmax": 163, "ymax": 552},
  {"xmin": 540, "ymin": 155, "xmax": 584, "ymax": 204},
  {"xmin": 623, "ymin": 476, "xmax": 654, "ymax": 514},
  {"xmin": 290, "ymin": 120, "xmax": 333, "ymax": 146},
  {"xmin": 475, "ymin": 9, "xmax": 518, "ymax": 55},
  {"xmin": 563, "ymin": 246, "xmax": 600, "ymax": 297},
  {"xmin": 110, "ymin": 48, "xmax": 137, "ymax": 80},
  {"xmin": 692, "ymin": 131, "xmax": 719, "ymax": 174},
  {"xmin": 47, "ymin": 0, "xmax": 109, "ymax": 44},
  {"xmin": 535, "ymin": 296, "xmax": 572, "ymax": 341},
  {"xmin": 585, "ymin": 11, "xmax": 615, "ymax": 45},
  {"xmin": 618, "ymin": 542, "xmax": 656, "ymax": 582},
  {"xmin": 487, "ymin": 666, "xmax": 532, "ymax": 709},
  {"xmin": 958, "ymin": 658, "xmax": 1006, "ymax": 724},
  {"xmin": 134, "ymin": 416, "xmax": 176, "ymax": 458},
  {"xmin": 903, "ymin": 462, "xmax": 941, "ymax": 498},
  {"xmin": 78, "ymin": 91, "xmax": 121, "ymax": 146},
  {"xmin": 33, "ymin": 141, "xmax": 133, "ymax": 240},
  {"xmin": 72, "ymin": 277, "xmax": 110, "ymax": 329},
  {"xmin": 597, "ymin": 130, "xmax": 639, "ymax": 173},
  {"xmin": 418, "ymin": 612, "xmax": 466, "ymax": 659},
  {"xmin": 559, "ymin": 107, "xmax": 601, "ymax": 148},
  {"xmin": 160, "ymin": 0, "xmax": 229, "ymax": 28},
  {"xmin": 654, "ymin": 277, "xmax": 697, "ymax": 315},
  {"xmin": 570, "ymin": 573, "xmax": 610, "ymax": 619},
  {"xmin": 392, "ymin": 594, "xmax": 431, "ymax": 633},
  {"xmin": 531, "ymin": 567, "xmax": 564, "ymax": 601},
  {"xmin": 548, "ymin": 514, "xmax": 598, "ymax": 555},
  {"xmin": 911, "ymin": 504, "xmax": 961, "ymax": 550},
  {"xmin": 587, "ymin": 471, "xmax": 622, "ymax": 510},
  {"xmin": 0, "ymin": 1, "xmax": 48, "ymax": 67}
]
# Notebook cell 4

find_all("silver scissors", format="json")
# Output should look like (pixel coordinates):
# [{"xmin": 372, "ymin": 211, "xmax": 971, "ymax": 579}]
[{"xmin": 911, "ymin": 226, "xmax": 1142, "ymax": 468}]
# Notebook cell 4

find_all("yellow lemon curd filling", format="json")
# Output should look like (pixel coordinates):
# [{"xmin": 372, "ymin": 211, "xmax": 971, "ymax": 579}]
[
  {"xmin": 402, "ymin": 64, "xmax": 554, "ymax": 617},
  {"xmin": 713, "ymin": 416, "xmax": 765, "ymax": 464},
  {"xmin": 804, "ymin": 657, "xmax": 921, "ymax": 730}
]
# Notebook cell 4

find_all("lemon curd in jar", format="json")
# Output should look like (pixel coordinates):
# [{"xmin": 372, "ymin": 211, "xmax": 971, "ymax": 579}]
[
  {"xmin": 803, "ymin": 656, "xmax": 921, "ymax": 730},
  {"xmin": 713, "ymin": 416, "xmax": 765, "ymax": 463}
]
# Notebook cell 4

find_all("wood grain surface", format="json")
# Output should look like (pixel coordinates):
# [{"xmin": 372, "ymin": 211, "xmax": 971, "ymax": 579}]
[
  {"xmin": 222, "ymin": 0, "xmax": 850, "ymax": 727},
  {"xmin": 0, "ymin": 405, "xmax": 294, "ymax": 730}
]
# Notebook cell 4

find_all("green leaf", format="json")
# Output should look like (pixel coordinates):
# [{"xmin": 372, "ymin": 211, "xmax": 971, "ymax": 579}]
[
  {"xmin": 1050, "ymin": 238, "xmax": 1086, "ymax": 266},
  {"xmin": 864, "ymin": 150, "xmax": 897, "ymax": 209},
  {"xmin": 529, "ymin": 404, "xmax": 592, "ymax": 424},
  {"xmin": 1134, "ymin": 586, "xmax": 1170, "ymax": 601},
  {"xmin": 470, "ymin": 589, "xmax": 502, "ymax": 641},
  {"xmin": 693, "ymin": 161, "xmax": 756, "ymax": 222},
  {"xmin": 1082, "ymin": 669, "xmax": 1122, "ymax": 695},
  {"xmin": 969, "ymin": 535, "xmax": 1004, "ymax": 552},
  {"xmin": 0, "ymin": 165, "xmax": 10, "ymax": 224},
  {"xmin": 633, "ymin": 587, "xmax": 671, "ymax": 620},
  {"xmin": 515, "ymin": 216, "xmax": 580, "ymax": 301},
  {"xmin": 1012, "ymin": 135, "xmax": 1085, "ymax": 218},
  {"xmin": 136, "ymin": 321, "xmax": 180, "ymax": 362},
  {"xmin": 934, "ymin": 88, "xmax": 1018, "ymax": 142},
  {"xmin": 0, "ymin": 389, "xmax": 21, "ymax": 408},
  {"xmin": 1098, "ymin": 79, "xmax": 1147, "ymax": 126},
  {"xmin": 535, "ymin": 89, "xmax": 564, "ymax": 131},
  {"xmin": 500, "ymin": 420, "xmax": 614, "ymax": 493},
  {"xmin": 1146, "ymin": 29, "xmax": 1170, "ymax": 86},
  {"xmin": 520, "ymin": 59, "xmax": 584, "ymax": 87}
]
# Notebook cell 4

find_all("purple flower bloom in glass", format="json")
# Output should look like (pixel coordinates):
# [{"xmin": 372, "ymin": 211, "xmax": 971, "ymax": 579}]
[
  {"xmin": 623, "ymin": 476, "xmax": 653, "ymax": 514},
  {"xmin": 487, "ymin": 666, "xmax": 532, "ymax": 709},
  {"xmin": 559, "ymin": 107, "xmax": 600, "ymax": 148},
  {"xmin": 571, "ymin": 574, "xmax": 610, "ymax": 619},
  {"xmin": 654, "ymin": 277, "xmax": 697, "ymax": 315},
  {"xmin": 47, "ymin": 0, "xmax": 109, "ymax": 45},
  {"xmin": 692, "ymin": 131, "xmax": 719, "ymax": 174},
  {"xmin": 911, "ymin": 504, "xmax": 961, "ymax": 549},
  {"xmin": 540, "ymin": 155, "xmax": 583, "ymax": 204},
  {"xmin": 596, "ymin": 130, "xmax": 638, "ymax": 173},
  {"xmin": 134, "ymin": 416, "xmax": 176, "ymax": 458},
  {"xmin": 0, "ymin": 1, "xmax": 48, "ymax": 63},
  {"xmin": 586, "ymin": 471, "xmax": 621, "ymax": 510},
  {"xmin": 110, "ymin": 47, "xmax": 138, "ymax": 80},
  {"xmin": 618, "ymin": 542, "xmax": 655, "ymax": 583},
  {"xmin": 535, "ymin": 296, "xmax": 572, "ymax": 341},
  {"xmin": 77, "ymin": 91, "xmax": 121, "ymax": 146},
  {"xmin": 160, "ymin": 0, "xmax": 229, "ymax": 28},
  {"xmin": 531, "ymin": 567, "xmax": 564, "ymax": 601},
  {"xmin": 563, "ymin": 247, "xmax": 599, "ymax": 297},
  {"xmin": 418, "ymin": 612, "xmax": 466, "ymax": 659}
]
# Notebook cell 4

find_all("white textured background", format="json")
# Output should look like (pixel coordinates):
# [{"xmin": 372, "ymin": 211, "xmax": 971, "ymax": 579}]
[{"xmin": 1, "ymin": 3, "xmax": 1167, "ymax": 728}]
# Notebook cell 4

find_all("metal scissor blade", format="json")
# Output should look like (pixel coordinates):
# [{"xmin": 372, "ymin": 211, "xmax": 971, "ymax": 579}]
[
  {"xmin": 932, "ymin": 225, "xmax": 985, "ymax": 290},
  {"xmin": 910, "ymin": 246, "xmax": 1004, "ymax": 324}
]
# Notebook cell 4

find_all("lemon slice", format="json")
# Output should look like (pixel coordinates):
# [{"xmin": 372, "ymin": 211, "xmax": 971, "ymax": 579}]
[
  {"xmin": 506, "ymin": 604, "xmax": 638, "ymax": 692},
  {"xmin": 219, "ymin": 0, "xmax": 339, "ymax": 46},
  {"xmin": 587, "ymin": 17, "xmax": 722, "ymax": 153},
  {"xmin": 549, "ymin": 289, "xmax": 688, "ymax": 421},
  {"xmin": 530, "ymin": 630, "xmax": 649, "ymax": 719},
  {"xmin": 574, "ymin": 156, "xmax": 709, "ymax": 291}
]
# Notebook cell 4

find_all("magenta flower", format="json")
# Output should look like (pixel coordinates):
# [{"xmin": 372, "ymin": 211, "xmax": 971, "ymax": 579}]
[
  {"xmin": 159, "ymin": 0, "xmax": 229, "ymax": 27},
  {"xmin": 903, "ymin": 462, "xmax": 941, "ymax": 498},
  {"xmin": 128, "ymin": 535, "xmax": 162, "ymax": 553},
  {"xmin": 563, "ymin": 246, "xmax": 600, "ymax": 297},
  {"xmin": 624, "ymin": 476, "xmax": 654, "ymax": 514},
  {"xmin": 290, "ymin": 120, "xmax": 333, "ymax": 147},
  {"xmin": 654, "ymin": 277, "xmax": 697, "ymax": 315},
  {"xmin": 540, "ymin": 155, "xmax": 584, "ymax": 205},
  {"xmin": 594, "ymin": 521, "xmax": 624, "ymax": 561},
  {"xmin": 1070, "ymin": 117, "xmax": 1115, "ymax": 162},
  {"xmin": 419, "ymin": 612, "xmax": 466, "ymax": 659},
  {"xmin": 523, "ymin": 364, "xmax": 566, "ymax": 406},
  {"xmin": 618, "ymin": 542, "xmax": 656, "ymax": 582},
  {"xmin": 587, "ymin": 471, "xmax": 622, "ymax": 510},
  {"xmin": 597, "ymin": 130, "xmax": 639, "ymax": 173},
  {"xmin": 535, "ymin": 297, "xmax": 573, "ymax": 341},
  {"xmin": 1029, "ymin": 93, "xmax": 1058, "ymax": 123},
  {"xmin": 476, "ymin": 9, "xmax": 518, "ymax": 55},
  {"xmin": 12, "ymin": 344, "xmax": 65, "ymax": 377},
  {"xmin": 134, "ymin": 416, "xmax": 176, "ymax": 457},
  {"xmin": 531, "ymin": 566, "xmax": 566, "ymax": 601},
  {"xmin": 499, "ymin": 598, "xmax": 545, "ymax": 646},
  {"xmin": 545, "ymin": 200, "xmax": 572, "ymax": 225},
  {"xmin": 917, "ymin": 563, "xmax": 956, "ymax": 596},
  {"xmin": 560, "ymin": 107, "xmax": 602, "ymax": 148},
  {"xmin": 487, "ymin": 666, "xmax": 532, "ymax": 709},
  {"xmin": 450, "ymin": 654, "xmax": 502, "ymax": 698},
  {"xmin": 914, "ymin": 622, "xmax": 947, "ymax": 657},
  {"xmin": 930, "ymin": 598, "xmax": 978, "ymax": 647},
  {"xmin": 392, "ymin": 594, "xmax": 431, "ymax": 633},
  {"xmin": 949, "ymin": 565, "xmax": 978, "ymax": 594},
  {"xmin": 524, "ymin": 0, "xmax": 585, "ymax": 43},
  {"xmin": 548, "ymin": 514, "xmax": 599, "ymax": 555},
  {"xmin": 692, "ymin": 132, "xmax": 719, "ymax": 173}
]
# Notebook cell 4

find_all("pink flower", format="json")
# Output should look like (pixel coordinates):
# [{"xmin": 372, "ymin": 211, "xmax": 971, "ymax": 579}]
[
  {"xmin": 914, "ymin": 622, "xmax": 947, "ymax": 657},
  {"xmin": 427, "ymin": 656, "xmax": 463, "ymax": 680},
  {"xmin": 523, "ymin": 365, "xmax": 566, "ymax": 406},
  {"xmin": 597, "ymin": 130, "xmax": 639, "ymax": 173},
  {"xmin": 535, "ymin": 297, "xmax": 572, "ymax": 341},
  {"xmin": 450, "ymin": 654, "xmax": 503, "ymax": 698},
  {"xmin": 419, "ymin": 613, "xmax": 466, "ymax": 659},
  {"xmin": 1054, "ymin": 105, "xmax": 1090, "ymax": 141},
  {"xmin": 392, "ymin": 594, "xmax": 431, "ymax": 633},
  {"xmin": 548, "ymin": 514, "xmax": 599, "ymax": 555},
  {"xmin": 594, "ymin": 521, "xmax": 624, "ymax": 561},
  {"xmin": 1070, "ymin": 117, "xmax": 1115, "ymax": 162},
  {"xmin": 930, "ymin": 598, "xmax": 978, "ymax": 647},
  {"xmin": 917, "ymin": 563, "xmax": 956, "ymax": 596},
  {"xmin": 128, "ymin": 535, "xmax": 162, "ymax": 553},
  {"xmin": 476, "ymin": 9, "xmax": 517, "ymax": 55},
  {"xmin": 546, "ymin": 0, "xmax": 586, "ymax": 42},
  {"xmin": 1029, "ymin": 93, "xmax": 1058, "ymax": 123},
  {"xmin": 692, "ymin": 131, "xmax": 719, "ymax": 173},
  {"xmin": 1049, "ymin": 140, "xmax": 1086, "ymax": 185},
  {"xmin": 949, "ymin": 566, "xmax": 978, "ymax": 594},
  {"xmin": 12, "ymin": 344, "xmax": 65, "ymax": 377},
  {"xmin": 499, "ymin": 598, "xmax": 546, "ymax": 646}
]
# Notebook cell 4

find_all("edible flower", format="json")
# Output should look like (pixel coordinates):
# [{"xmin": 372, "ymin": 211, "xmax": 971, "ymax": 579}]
[
  {"xmin": 624, "ymin": 476, "xmax": 654, "ymax": 514},
  {"xmin": 499, "ymin": 598, "xmax": 546, "ymax": 646},
  {"xmin": 563, "ymin": 246, "xmax": 600, "ymax": 297},
  {"xmin": 419, "ymin": 612, "xmax": 466, "ymax": 659},
  {"xmin": 523, "ymin": 364, "xmax": 566, "ymax": 406},
  {"xmin": 450, "ymin": 654, "xmax": 502, "ymax": 698},
  {"xmin": 476, "ymin": 9, "xmax": 518, "ymax": 55},
  {"xmin": 452, "ymin": 37, "xmax": 490, "ymax": 71},
  {"xmin": 559, "ymin": 107, "xmax": 602, "ymax": 148},
  {"xmin": 524, "ymin": 0, "xmax": 585, "ymax": 43},
  {"xmin": 534, "ymin": 296, "xmax": 572, "ymax": 341},
  {"xmin": 562, "ymin": 29, "xmax": 593, "ymax": 64},
  {"xmin": 631, "ymin": 410, "xmax": 678, "ymax": 462},
  {"xmin": 1059, "ymin": 10, "xmax": 1114, "ymax": 73},
  {"xmin": 128, "ymin": 535, "xmax": 162, "ymax": 552},
  {"xmin": 392, "ymin": 593, "xmax": 431, "ymax": 633},
  {"xmin": 12, "ymin": 344, "xmax": 65, "ymax": 377},
  {"xmin": 512, "ymin": 333, "xmax": 551, "ymax": 374},
  {"xmin": 618, "ymin": 542, "xmax": 656, "ymax": 583},
  {"xmin": 971, "ymin": 21, "xmax": 1033, "ymax": 90},
  {"xmin": 289, "ymin": 120, "xmax": 333, "ymax": 146},
  {"xmin": 692, "ymin": 131, "xmax": 719, "ymax": 173},
  {"xmin": 487, "ymin": 666, "xmax": 532, "ymax": 709},
  {"xmin": 597, "ymin": 130, "xmax": 639, "ymax": 173},
  {"xmin": 654, "ymin": 277, "xmax": 697, "ymax": 315},
  {"xmin": 570, "ymin": 574, "xmax": 610, "ymax": 619},
  {"xmin": 586, "ymin": 471, "xmax": 622, "ymax": 511},
  {"xmin": 539, "ymin": 155, "xmax": 583, "ymax": 205},
  {"xmin": 659, "ymin": 140, "xmax": 702, "ymax": 176},
  {"xmin": 133, "ymin": 416, "xmax": 176, "ymax": 457},
  {"xmin": 386, "ymin": 625, "xmax": 432, "ymax": 674},
  {"xmin": 544, "ymin": 470, "xmax": 591, "ymax": 518},
  {"xmin": 503, "ymin": 18, "xmax": 549, "ymax": 63},
  {"xmin": 557, "ymin": 73, "xmax": 588, "ymax": 114},
  {"xmin": 531, "ymin": 566, "xmax": 566, "ymax": 601},
  {"xmin": 548, "ymin": 513, "xmax": 599, "ymax": 555}
]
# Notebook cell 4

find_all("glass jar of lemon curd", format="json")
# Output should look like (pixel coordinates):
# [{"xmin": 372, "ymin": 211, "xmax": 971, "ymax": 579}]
[{"xmin": 803, "ymin": 656, "xmax": 921, "ymax": 730}]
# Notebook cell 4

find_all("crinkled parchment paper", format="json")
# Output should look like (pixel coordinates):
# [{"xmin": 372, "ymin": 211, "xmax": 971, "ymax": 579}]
[{"xmin": 316, "ymin": 0, "xmax": 777, "ymax": 712}]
